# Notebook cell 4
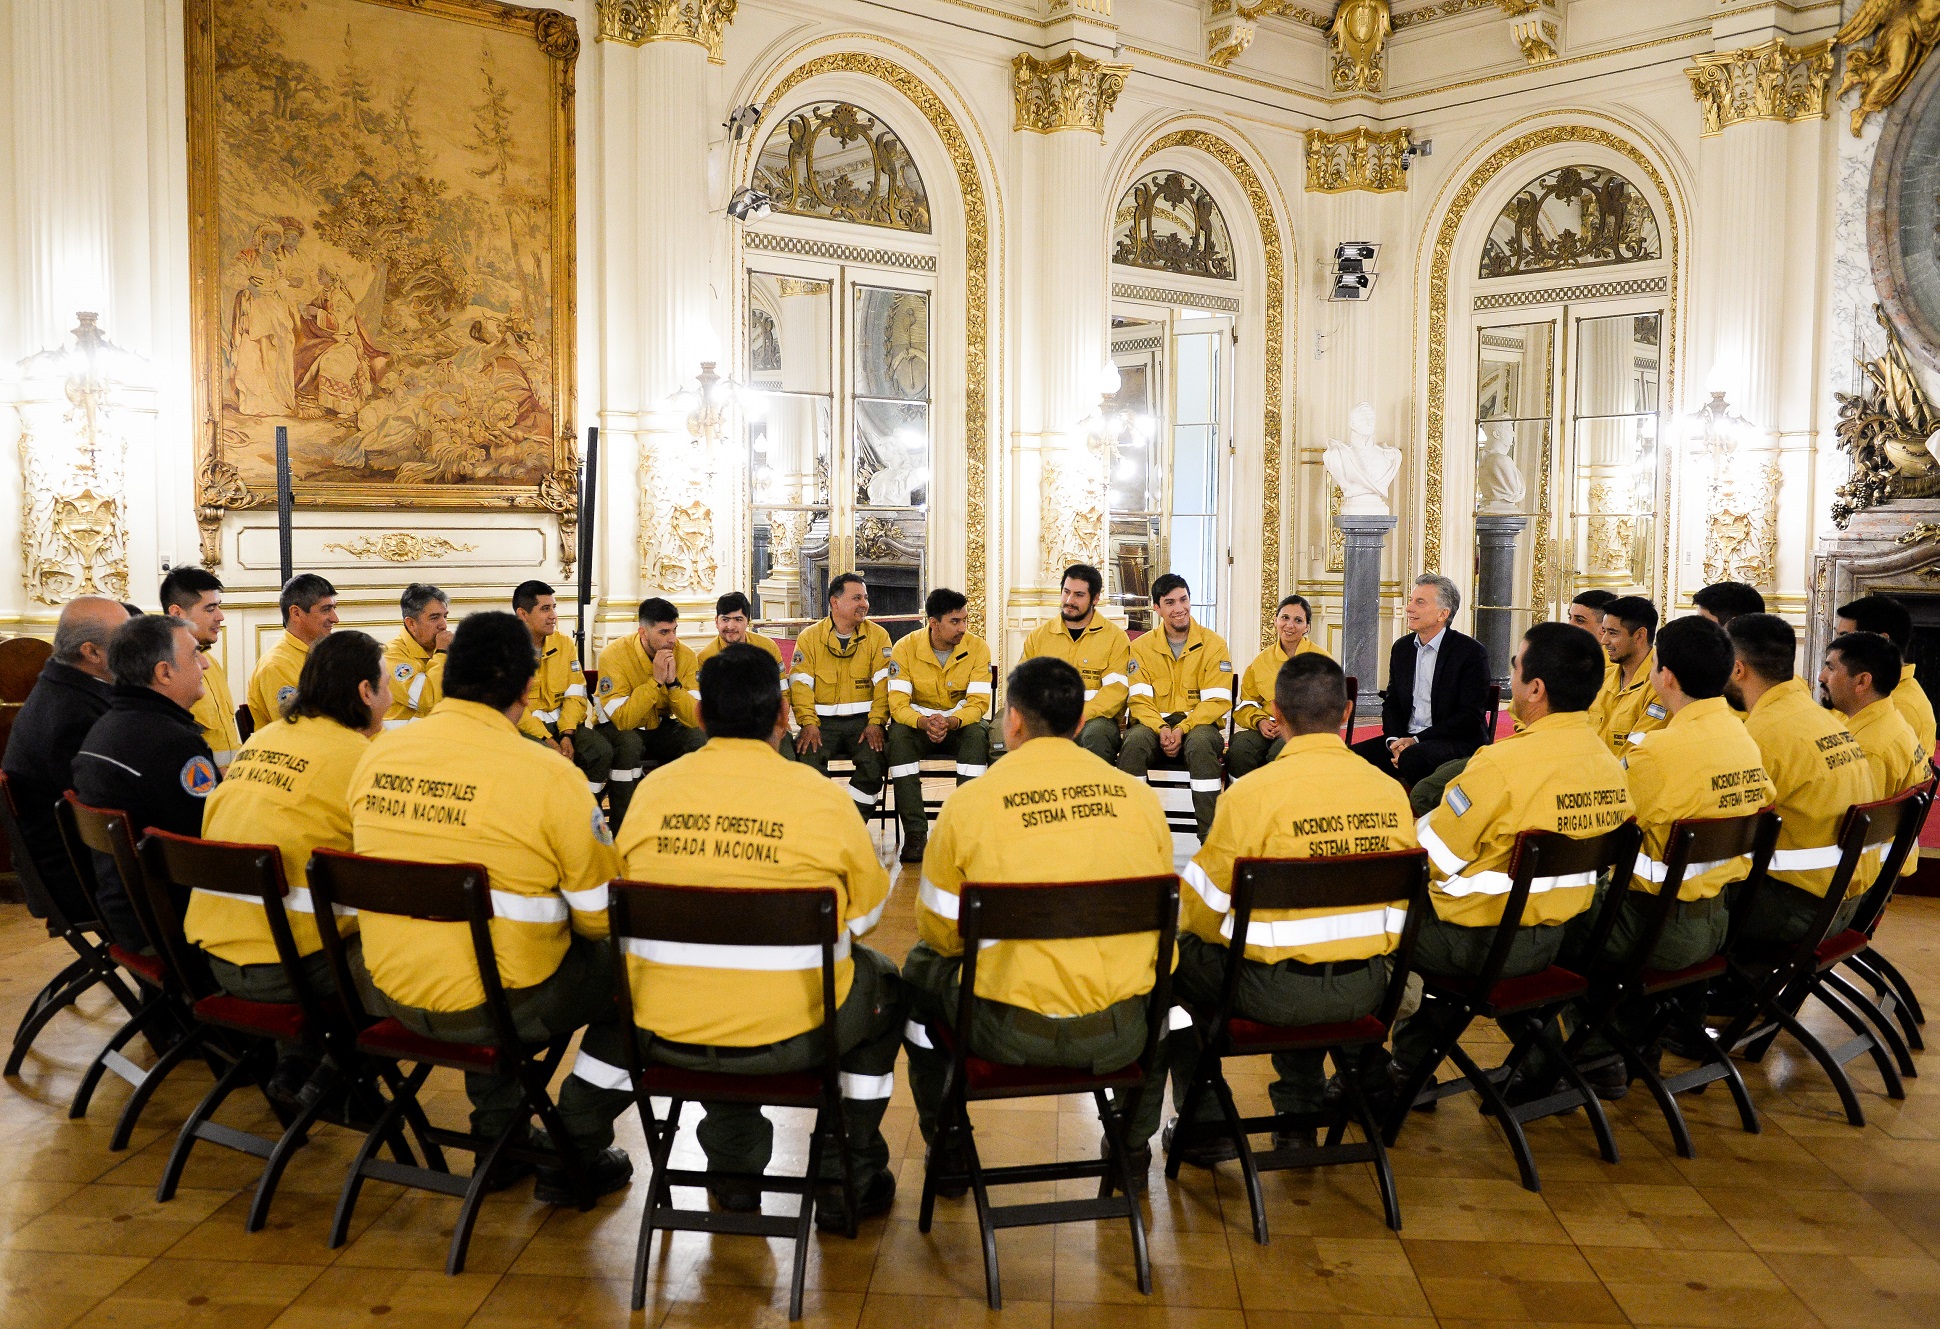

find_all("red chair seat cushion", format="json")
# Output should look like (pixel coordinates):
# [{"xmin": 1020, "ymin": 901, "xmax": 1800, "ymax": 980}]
[
  {"xmin": 1481, "ymin": 966, "xmax": 1586, "ymax": 1015},
  {"xmin": 639, "ymin": 1065, "xmax": 823, "ymax": 1106},
  {"xmin": 1224, "ymin": 1013, "xmax": 1388, "ymax": 1052},
  {"xmin": 1815, "ymin": 929, "xmax": 1869, "ymax": 968},
  {"xmin": 357, "ymin": 1018, "xmax": 502, "ymax": 1074},
  {"xmin": 963, "ymin": 1056, "xmax": 1142, "ymax": 1098},
  {"xmin": 1639, "ymin": 955, "xmax": 1725, "ymax": 996},
  {"xmin": 194, "ymin": 994, "xmax": 307, "ymax": 1041},
  {"xmin": 110, "ymin": 945, "xmax": 165, "ymax": 986}
]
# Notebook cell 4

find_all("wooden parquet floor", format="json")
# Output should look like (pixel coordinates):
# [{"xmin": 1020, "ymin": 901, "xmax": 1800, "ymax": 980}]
[{"xmin": 1, "ymin": 856, "xmax": 1937, "ymax": 1328}]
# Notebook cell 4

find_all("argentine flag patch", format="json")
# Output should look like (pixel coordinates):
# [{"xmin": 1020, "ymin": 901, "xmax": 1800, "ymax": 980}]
[
  {"xmin": 1645, "ymin": 702, "xmax": 1666, "ymax": 720},
  {"xmin": 1447, "ymin": 784, "xmax": 1471, "ymax": 816}
]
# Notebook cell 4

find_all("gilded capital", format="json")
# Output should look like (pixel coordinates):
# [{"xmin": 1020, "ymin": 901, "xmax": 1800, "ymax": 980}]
[
  {"xmin": 1685, "ymin": 38, "xmax": 1834, "ymax": 137},
  {"xmin": 1012, "ymin": 52, "xmax": 1131, "ymax": 135},
  {"xmin": 1329, "ymin": 0, "xmax": 1391, "ymax": 94},
  {"xmin": 596, "ymin": 0, "xmax": 736, "ymax": 63},
  {"xmin": 1305, "ymin": 127, "xmax": 1410, "ymax": 193}
]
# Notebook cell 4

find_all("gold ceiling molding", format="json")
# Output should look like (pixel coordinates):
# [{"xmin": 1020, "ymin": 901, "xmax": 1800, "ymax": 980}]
[
  {"xmin": 1202, "ymin": 0, "xmax": 1328, "ymax": 69},
  {"xmin": 1420, "ymin": 122, "xmax": 1680, "ymax": 596},
  {"xmin": 596, "ymin": 0, "xmax": 736, "ymax": 62},
  {"xmin": 1508, "ymin": 2, "xmax": 1559, "ymax": 65},
  {"xmin": 1392, "ymin": 1, "xmax": 1501, "ymax": 31},
  {"xmin": 760, "ymin": 51, "xmax": 994, "ymax": 636},
  {"xmin": 1836, "ymin": 1, "xmax": 1940, "ymax": 135},
  {"xmin": 1305, "ymin": 126, "xmax": 1412, "ymax": 191},
  {"xmin": 1132, "ymin": 128, "xmax": 1288, "ymax": 645},
  {"xmin": 1686, "ymin": 37, "xmax": 1833, "ymax": 136},
  {"xmin": 1330, "ymin": 0, "xmax": 1393, "ymax": 93},
  {"xmin": 1011, "ymin": 51, "xmax": 1131, "ymax": 134}
]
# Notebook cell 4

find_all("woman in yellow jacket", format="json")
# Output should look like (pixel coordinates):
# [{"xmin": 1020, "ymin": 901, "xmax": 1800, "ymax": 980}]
[{"xmin": 1227, "ymin": 594, "xmax": 1329, "ymax": 779}]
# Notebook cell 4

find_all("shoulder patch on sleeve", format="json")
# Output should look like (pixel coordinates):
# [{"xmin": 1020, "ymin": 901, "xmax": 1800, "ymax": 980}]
[
  {"xmin": 393, "ymin": 663, "xmax": 414, "ymax": 681},
  {"xmin": 887, "ymin": 661, "xmax": 900, "ymax": 677},
  {"xmin": 1218, "ymin": 660, "xmax": 1233, "ymax": 672},
  {"xmin": 591, "ymin": 806, "xmax": 613, "ymax": 847},
  {"xmin": 597, "ymin": 676, "xmax": 614, "ymax": 694},
  {"xmin": 1446, "ymin": 784, "xmax": 1471, "ymax": 817},
  {"xmin": 180, "ymin": 756, "xmax": 218, "ymax": 798},
  {"xmin": 1127, "ymin": 659, "xmax": 1139, "ymax": 673},
  {"xmin": 276, "ymin": 685, "xmax": 297, "ymax": 705}
]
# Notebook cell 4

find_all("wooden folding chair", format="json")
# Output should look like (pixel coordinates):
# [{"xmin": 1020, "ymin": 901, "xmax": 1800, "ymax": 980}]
[
  {"xmin": 305, "ymin": 847, "xmax": 596, "ymax": 1275},
  {"xmin": 1563, "ymin": 810, "xmax": 1779, "ymax": 1157},
  {"xmin": 235, "ymin": 704, "xmax": 255, "ymax": 743},
  {"xmin": 1831, "ymin": 774, "xmax": 1936, "ymax": 1054},
  {"xmin": 1383, "ymin": 821, "xmax": 1643, "ymax": 1194},
  {"xmin": 605, "ymin": 881, "xmax": 857, "ymax": 1320},
  {"xmin": 59, "ymin": 795, "xmax": 210, "ymax": 1149},
  {"xmin": 1711, "ymin": 787, "xmax": 1931, "ymax": 1126},
  {"xmin": 140, "ymin": 830, "xmax": 419, "ymax": 1230},
  {"xmin": 916, "ymin": 874, "xmax": 1179, "ymax": 1310},
  {"xmin": 0, "ymin": 773, "xmax": 140, "ymax": 1075},
  {"xmin": 1165, "ymin": 848, "xmax": 1431, "ymax": 1240}
]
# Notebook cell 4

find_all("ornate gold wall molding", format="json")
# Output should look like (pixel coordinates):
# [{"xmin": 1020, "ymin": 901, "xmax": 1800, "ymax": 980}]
[
  {"xmin": 1510, "ymin": 7, "xmax": 1558, "ymax": 66},
  {"xmin": 1394, "ymin": 1, "xmax": 1503, "ymax": 30},
  {"xmin": 638, "ymin": 434, "xmax": 723, "ymax": 594},
  {"xmin": 1836, "ymin": 1, "xmax": 1940, "ymax": 136},
  {"xmin": 1011, "ymin": 51, "xmax": 1131, "ymax": 135},
  {"xmin": 1132, "ymin": 127, "xmax": 1288, "ymax": 645},
  {"xmin": 1330, "ymin": 0, "xmax": 1392, "ymax": 94},
  {"xmin": 13, "ymin": 395, "xmax": 131, "ymax": 606},
  {"xmin": 321, "ymin": 534, "xmax": 479, "ymax": 562},
  {"xmin": 1040, "ymin": 440, "xmax": 1108, "ymax": 578},
  {"xmin": 596, "ymin": 0, "xmax": 736, "ymax": 62},
  {"xmin": 761, "ymin": 51, "xmax": 995, "ymax": 635},
  {"xmin": 1421, "ymin": 121, "xmax": 1680, "ymax": 593},
  {"xmin": 1305, "ymin": 126, "xmax": 1411, "ymax": 192},
  {"xmin": 1703, "ymin": 445, "xmax": 1780, "ymax": 589},
  {"xmin": 1686, "ymin": 38, "xmax": 1833, "ymax": 136}
]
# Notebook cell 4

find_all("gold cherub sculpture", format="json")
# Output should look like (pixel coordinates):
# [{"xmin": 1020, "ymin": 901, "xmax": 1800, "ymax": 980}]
[{"xmin": 1836, "ymin": 0, "xmax": 1940, "ymax": 135}]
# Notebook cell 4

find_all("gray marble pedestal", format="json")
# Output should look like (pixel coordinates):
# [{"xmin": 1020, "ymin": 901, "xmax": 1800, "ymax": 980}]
[
  {"xmin": 1474, "ymin": 514, "xmax": 1528, "ymax": 688},
  {"xmin": 1337, "ymin": 514, "xmax": 1398, "ymax": 718}
]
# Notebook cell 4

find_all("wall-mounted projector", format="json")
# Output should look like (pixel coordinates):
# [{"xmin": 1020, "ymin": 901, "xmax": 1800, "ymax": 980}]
[{"xmin": 1330, "ymin": 242, "xmax": 1380, "ymax": 301}]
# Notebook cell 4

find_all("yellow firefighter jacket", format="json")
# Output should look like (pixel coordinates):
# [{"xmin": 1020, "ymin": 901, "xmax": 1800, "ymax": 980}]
[
  {"xmin": 1622, "ymin": 696, "xmax": 1774, "ymax": 902},
  {"xmin": 887, "ymin": 630, "xmax": 993, "ymax": 729},
  {"xmin": 1233, "ymin": 638, "xmax": 1327, "ymax": 732},
  {"xmin": 382, "ymin": 630, "xmax": 445, "ymax": 729},
  {"xmin": 1128, "ymin": 621, "xmax": 1233, "ymax": 733},
  {"xmin": 1743, "ymin": 678, "xmax": 1880, "ymax": 900},
  {"xmin": 1021, "ymin": 616, "xmax": 1130, "ymax": 726},
  {"xmin": 788, "ymin": 618, "xmax": 891, "ymax": 729}
]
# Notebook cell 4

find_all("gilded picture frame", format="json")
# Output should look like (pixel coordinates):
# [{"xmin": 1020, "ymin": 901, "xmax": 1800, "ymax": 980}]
[{"xmin": 185, "ymin": 0, "xmax": 579, "ymax": 565}]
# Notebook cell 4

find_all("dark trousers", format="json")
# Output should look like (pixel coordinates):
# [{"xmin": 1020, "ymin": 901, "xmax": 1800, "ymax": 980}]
[
  {"xmin": 1389, "ymin": 914, "xmax": 1567, "ymax": 1077},
  {"xmin": 572, "ymin": 944, "xmax": 905, "ymax": 1184},
  {"xmin": 1165, "ymin": 934, "xmax": 1386, "ymax": 1120},
  {"xmin": 207, "ymin": 947, "xmax": 341, "ymax": 1057},
  {"xmin": 794, "ymin": 715, "xmax": 887, "ymax": 820},
  {"xmin": 1076, "ymin": 716, "xmax": 1122, "ymax": 764},
  {"xmin": 902, "ymin": 942, "xmax": 1155, "ymax": 1148},
  {"xmin": 885, "ymin": 721, "xmax": 989, "ymax": 842},
  {"xmin": 602, "ymin": 720, "xmax": 706, "ymax": 831},
  {"xmin": 1119, "ymin": 724, "xmax": 1225, "ymax": 839},
  {"xmin": 1226, "ymin": 729, "xmax": 1285, "ymax": 781},
  {"xmin": 354, "ymin": 934, "xmax": 622, "ymax": 1149},
  {"xmin": 1350, "ymin": 735, "xmax": 1476, "ymax": 786}
]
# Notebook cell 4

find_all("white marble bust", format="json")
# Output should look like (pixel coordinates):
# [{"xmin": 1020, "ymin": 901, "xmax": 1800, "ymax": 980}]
[
  {"xmin": 1325, "ymin": 401, "xmax": 1402, "ymax": 516},
  {"xmin": 1477, "ymin": 424, "xmax": 1526, "ymax": 514}
]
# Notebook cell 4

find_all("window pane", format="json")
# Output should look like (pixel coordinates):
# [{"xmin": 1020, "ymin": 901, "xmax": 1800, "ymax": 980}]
[
  {"xmin": 1171, "ymin": 515, "xmax": 1217, "ymax": 617},
  {"xmin": 853, "ymin": 287, "xmax": 929, "ymax": 401},
  {"xmin": 1171, "ymin": 423, "xmax": 1217, "ymax": 515},
  {"xmin": 748, "ymin": 270, "xmax": 833, "ymax": 627},
  {"xmin": 1174, "ymin": 331, "xmax": 1216, "ymax": 426},
  {"xmin": 854, "ymin": 399, "xmax": 928, "ymax": 509},
  {"xmin": 1575, "ymin": 313, "xmax": 1660, "ymax": 417}
]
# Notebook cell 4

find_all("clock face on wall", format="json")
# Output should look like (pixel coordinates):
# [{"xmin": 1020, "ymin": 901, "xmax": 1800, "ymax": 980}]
[{"xmin": 1871, "ymin": 52, "xmax": 1940, "ymax": 374}]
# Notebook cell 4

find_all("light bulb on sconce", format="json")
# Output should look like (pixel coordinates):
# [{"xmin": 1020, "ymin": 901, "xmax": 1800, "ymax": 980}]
[{"xmin": 1097, "ymin": 360, "xmax": 1122, "ymax": 399}]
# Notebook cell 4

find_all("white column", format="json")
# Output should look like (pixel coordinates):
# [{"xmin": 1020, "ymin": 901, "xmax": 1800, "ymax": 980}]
[{"xmin": 595, "ymin": 13, "xmax": 727, "ymax": 641}]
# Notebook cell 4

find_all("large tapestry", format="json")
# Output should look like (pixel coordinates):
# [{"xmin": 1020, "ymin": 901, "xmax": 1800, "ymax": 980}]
[{"xmin": 186, "ymin": 0, "xmax": 578, "ymax": 558}]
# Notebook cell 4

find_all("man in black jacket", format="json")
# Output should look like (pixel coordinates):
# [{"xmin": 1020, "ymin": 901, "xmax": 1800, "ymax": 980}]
[
  {"xmin": 72, "ymin": 615, "xmax": 217, "ymax": 948},
  {"xmin": 3, "ymin": 597, "xmax": 129, "ymax": 923},
  {"xmin": 1351, "ymin": 574, "xmax": 1491, "ymax": 785}
]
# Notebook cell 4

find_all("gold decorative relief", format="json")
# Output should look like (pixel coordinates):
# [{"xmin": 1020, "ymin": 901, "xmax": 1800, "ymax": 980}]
[
  {"xmin": 761, "ymin": 53, "xmax": 993, "ymax": 634},
  {"xmin": 596, "ymin": 0, "xmax": 736, "ymax": 61},
  {"xmin": 775, "ymin": 277, "xmax": 831, "ymax": 297},
  {"xmin": 1702, "ymin": 440, "xmax": 1780, "ymax": 589},
  {"xmin": 14, "ymin": 315, "xmax": 133, "ymax": 605},
  {"xmin": 1423, "ymin": 123, "xmax": 1680, "ymax": 581},
  {"xmin": 1113, "ymin": 170, "xmax": 1237, "ymax": 279},
  {"xmin": 1393, "ymin": 0, "xmax": 1503, "ymax": 29},
  {"xmin": 1040, "ymin": 440, "xmax": 1108, "ymax": 578},
  {"xmin": 1206, "ymin": 0, "xmax": 1256, "ymax": 69},
  {"xmin": 1512, "ymin": 14, "xmax": 1558, "ymax": 66},
  {"xmin": 1686, "ymin": 38, "xmax": 1834, "ymax": 137},
  {"xmin": 1835, "ymin": 0, "xmax": 1940, "ymax": 136},
  {"xmin": 752, "ymin": 101, "xmax": 932, "ymax": 233},
  {"xmin": 1012, "ymin": 52, "xmax": 1131, "ymax": 135},
  {"xmin": 1330, "ymin": 0, "xmax": 1392, "ymax": 94},
  {"xmin": 1134, "ymin": 127, "xmax": 1286, "ymax": 644},
  {"xmin": 1479, "ymin": 164, "xmax": 1662, "ymax": 279},
  {"xmin": 322, "ymin": 533, "xmax": 481, "ymax": 562},
  {"xmin": 1833, "ymin": 305, "xmax": 1940, "ymax": 525},
  {"xmin": 1305, "ymin": 127, "xmax": 1411, "ymax": 193},
  {"xmin": 1585, "ymin": 480, "xmax": 1633, "ymax": 574}
]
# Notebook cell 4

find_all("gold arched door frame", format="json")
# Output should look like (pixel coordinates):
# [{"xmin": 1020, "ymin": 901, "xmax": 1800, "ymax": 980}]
[
  {"xmin": 1126, "ymin": 128, "xmax": 1291, "ymax": 646},
  {"xmin": 1420, "ymin": 120, "xmax": 1683, "ymax": 605},
  {"xmin": 755, "ymin": 51, "xmax": 997, "ymax": 634}
]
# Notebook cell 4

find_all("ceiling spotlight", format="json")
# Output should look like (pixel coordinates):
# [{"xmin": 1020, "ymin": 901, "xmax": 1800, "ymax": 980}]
[
  {"xmin": 1330, "ymin": 271, "xmax": 1377, "ymax": 302},
  {"xmin": 725, "ymin": 104, "xmax": 763, "ymax": 141},
  {"xmin": 1334, "ymin": 242, "xmax": 1380, "ymax": 275},
  {"xmin": 727, "ymin": 186, "xmax": 773, "ymax": 222}
]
